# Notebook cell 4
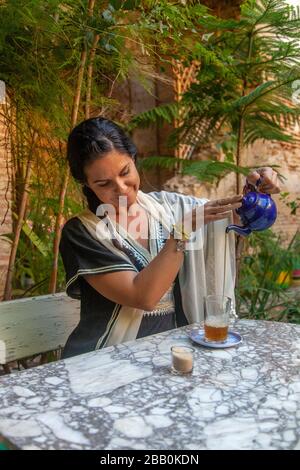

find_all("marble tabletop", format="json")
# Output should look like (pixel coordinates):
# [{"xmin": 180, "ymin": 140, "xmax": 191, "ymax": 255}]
[{"xmin": 0, "ymin": 319, "xmax": 300, "ymax": 450}]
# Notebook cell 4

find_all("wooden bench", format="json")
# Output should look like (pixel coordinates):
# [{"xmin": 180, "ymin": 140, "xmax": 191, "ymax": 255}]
[{"xmin": 0, "ymin": 292, "xmax": 80, "ymax": 373}]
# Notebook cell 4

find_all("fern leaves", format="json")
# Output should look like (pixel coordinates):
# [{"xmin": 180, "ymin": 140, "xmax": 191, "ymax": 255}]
[
  {"xmin": 130, "ymin": 0, "xmax": 300, "ymax": 175},
  {"xmin": 138, "ymin": 157, "xmax": 250, "ymax": 184}
]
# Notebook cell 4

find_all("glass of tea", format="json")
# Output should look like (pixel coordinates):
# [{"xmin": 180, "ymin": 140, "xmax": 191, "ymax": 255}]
[{"xmin": 204, "ymin": 295, "xmax": 232, "ymax": 343}]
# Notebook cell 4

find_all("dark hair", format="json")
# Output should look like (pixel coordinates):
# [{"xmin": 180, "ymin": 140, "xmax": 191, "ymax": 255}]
[{"xmin": 67, "ymin": 117, "xmax": 137, "ymax": 213}]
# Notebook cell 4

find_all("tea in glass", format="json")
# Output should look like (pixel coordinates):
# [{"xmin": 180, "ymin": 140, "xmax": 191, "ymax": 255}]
[{"xmin": 204, "ymin": 295, "xmax": 231, "ymax": 343}]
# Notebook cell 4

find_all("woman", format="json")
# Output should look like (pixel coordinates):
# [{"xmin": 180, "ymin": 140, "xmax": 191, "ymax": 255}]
[{"xmin": 59, "ymin": 117, "xmax": 280, "ymax": 358}]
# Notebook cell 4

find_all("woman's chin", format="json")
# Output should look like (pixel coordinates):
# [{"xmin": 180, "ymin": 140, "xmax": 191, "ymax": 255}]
[
  {"xmin": 127, "ymin": 189, "xmax": 138, "ymax": 205},
  {"xmin": 127, "ymin": 195, "xmax": 137, "ymax": 208}
]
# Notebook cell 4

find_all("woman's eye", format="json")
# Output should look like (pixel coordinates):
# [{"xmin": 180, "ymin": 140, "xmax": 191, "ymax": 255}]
[{"xmin": 96, "ymin": 168, "xmax": 129, "ymax": 187}]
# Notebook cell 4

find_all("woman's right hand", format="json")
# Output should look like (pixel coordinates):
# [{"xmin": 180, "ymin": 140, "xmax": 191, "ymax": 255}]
[
  {"xmin": 203, "ymin": 195, "xmax": 243, "ymax": 224},
  {"xmin": 189, "ymin": 195, "xmax": 243, "ymax": 231}
]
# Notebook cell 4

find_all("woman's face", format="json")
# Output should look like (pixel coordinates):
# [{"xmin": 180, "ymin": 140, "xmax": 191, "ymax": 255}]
[{"xmin": 84, "ymin": 149, "xmax": 140, "ymax": 212}]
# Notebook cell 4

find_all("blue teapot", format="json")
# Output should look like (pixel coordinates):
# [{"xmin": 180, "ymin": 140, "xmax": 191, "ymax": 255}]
[{"xmin": 226, "ymin": 191, "xmax": 277, "ymax": 236}]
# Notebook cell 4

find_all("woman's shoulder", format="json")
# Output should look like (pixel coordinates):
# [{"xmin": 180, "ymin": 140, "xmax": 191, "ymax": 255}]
[
  {"xmin": 60, "ymin": 215, "xmax": 105, "ymax": 257},
  {"xmin": 61, "ymin": 216, "xmax": 93, "ymax": 245},
  {"xmin": 62, "ymin": 216, "xmax": 84, "ymax": 235}
]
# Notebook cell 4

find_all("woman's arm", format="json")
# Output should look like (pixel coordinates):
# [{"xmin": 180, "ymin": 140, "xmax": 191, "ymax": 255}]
[
  {"xmin": 84, "ymin": 195, "xmax": 242, "ymax": 311},
  {"xmin": 84, "ymin": 236, "xmax": 184, "ymax": 311}
]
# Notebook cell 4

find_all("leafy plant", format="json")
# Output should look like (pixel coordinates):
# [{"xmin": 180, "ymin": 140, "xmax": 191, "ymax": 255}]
[
  {"xmin": 236, "ymin": 229, "xmax": 300, "ymax": 323},
  {"xmin": 1, "ymin": 0, "xmax": 214, "ymax": 297},
  {"xmin": 137, "ymin": 155, "xmax": 251, "ymax": 182},
  {"xmin": 130, "ymin": 0, "xmax": 300, "ymax": 191},
  {"xmin": 12, "ymin": 213, "xmax": 49, "ymax": 257},
  {"xmin": 279, "ymin": 192, "xmax": 300, "ymax": 216}
]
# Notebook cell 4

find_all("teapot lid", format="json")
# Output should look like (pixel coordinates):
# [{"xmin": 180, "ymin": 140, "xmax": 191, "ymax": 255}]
[{"xmin": 242, "ymin": 191, "xmax": 259, "ymax": 209}]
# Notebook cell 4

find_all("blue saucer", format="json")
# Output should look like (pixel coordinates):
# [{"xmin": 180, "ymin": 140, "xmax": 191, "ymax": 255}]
[{"xmin": 188, "ymin": 329, "xmax": 242, "ymax": 349}]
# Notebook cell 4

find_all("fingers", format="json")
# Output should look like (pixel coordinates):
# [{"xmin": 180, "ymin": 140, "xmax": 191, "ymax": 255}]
[
  {"xmin": 258, "ymin": 168, "xmax": 280, "ymax": 194},
  {"xmin": 246, "ymin": 170, "xmax": 261, "ymax": 186},
  {"xmin": 257, "ymin": 167, "xmax": 274, "ymax": 186},
  {"xmin": 204, "ymin": 196, "xmax": 242, "ymax": 225},
  {"xmin": 206, "ymin": 195, "xmax": 243, "ymax": 207},
  {"xmin": 205, "ymin": 202, "xmax": 242, "ymax": 215},
  {"xmin": 259, "ymin": 183, "xmax": 280, "ymax": 194}
]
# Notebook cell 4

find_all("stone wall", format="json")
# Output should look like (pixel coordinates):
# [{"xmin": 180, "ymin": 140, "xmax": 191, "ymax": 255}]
[{"xmin": 0, "ymin": 104, "xmax": 12, "ymax": 300}]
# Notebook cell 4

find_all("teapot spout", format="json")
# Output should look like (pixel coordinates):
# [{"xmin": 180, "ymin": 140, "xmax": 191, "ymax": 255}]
[{"xmin": 226, "ymin": 224, "xmax": 252, "ymax": 236}]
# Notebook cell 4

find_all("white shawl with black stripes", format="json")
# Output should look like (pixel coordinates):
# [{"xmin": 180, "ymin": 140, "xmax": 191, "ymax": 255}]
[{"xmin": 77, "ymin": 190, "xmax": 236, "ymax": 347}]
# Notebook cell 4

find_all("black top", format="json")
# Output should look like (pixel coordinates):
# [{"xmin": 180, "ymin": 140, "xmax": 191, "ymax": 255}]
[{"xmin": 59, "ymin": 217, "xmax": 187, "ymax": 358}]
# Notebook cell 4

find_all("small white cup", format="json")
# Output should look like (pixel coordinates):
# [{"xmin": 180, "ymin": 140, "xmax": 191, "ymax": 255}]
[{"xmin": 171, "ymin": 345, "xmax": 194, "ymax": 375}]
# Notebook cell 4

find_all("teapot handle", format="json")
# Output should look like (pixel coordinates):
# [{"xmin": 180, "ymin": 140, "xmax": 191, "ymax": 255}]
[
  {"xmin": 255, "ymin": 177, "xmax": 263, "ymax": 188},
  {"xmin": 243, "ymin": 176, "xmax": 263, "ymax": 194}
]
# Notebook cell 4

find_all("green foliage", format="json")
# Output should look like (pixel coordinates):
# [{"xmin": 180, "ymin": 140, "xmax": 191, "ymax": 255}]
[
  {"xmin": 130, "ymin": 0, "xmax": 300, "ymax": 183},
  {"xmin": 17, "ymin": 216, "xmax": 49, "ymax": 257},
  {"xmin": 0, "ymin": 0, "xmax": 140, "ymax": 136},
  {"xmin": 279, "ymin": 192, "xmax": 300, "ymax": 216},
  {"xmin": 128, "ymin": 103, "xmax": 180, "ymax": 129},
  {"xmin": 0, "ymin": 0, "xmax": 216, "ymax": 298},
  {"xmin": 182, "ymin": 0, "xmax": 300, "ymax": 146},
  {"xmin": 236, "ymin": 229, "xmax": 300, "ymax": 323},
  {"xmin": 138, "ymin": 156, "xmax": 250, "ymax": 183}
]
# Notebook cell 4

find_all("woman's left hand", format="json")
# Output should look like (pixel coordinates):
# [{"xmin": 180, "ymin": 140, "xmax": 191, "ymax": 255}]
[{"xmin": 246, "ymin": 167, "xmax": 280, "ymax": 194}]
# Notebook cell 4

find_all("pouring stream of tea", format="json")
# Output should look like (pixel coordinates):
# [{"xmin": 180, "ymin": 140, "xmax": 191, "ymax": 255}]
[{"xmin": 223, "ymin": 231, "xmax": 227, "ymax": 298}]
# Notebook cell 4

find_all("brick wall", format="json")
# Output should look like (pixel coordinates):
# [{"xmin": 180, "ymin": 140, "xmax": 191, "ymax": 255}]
[
  {"xmin": 0, "ymin": 102, "xmax": 12, "ymax": 300},
  {"xmin": 163, "ymin": 136, "xmax": 300, "ymax": 244},
  {"xmin": 245, "ymin": 139, "xmax": 300, "ymax": 243}
]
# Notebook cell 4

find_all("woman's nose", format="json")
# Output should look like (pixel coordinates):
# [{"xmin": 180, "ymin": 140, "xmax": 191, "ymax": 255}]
[{"xmin": 115, "ymin": 179, "xmax": 128, "ymax": 194}]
